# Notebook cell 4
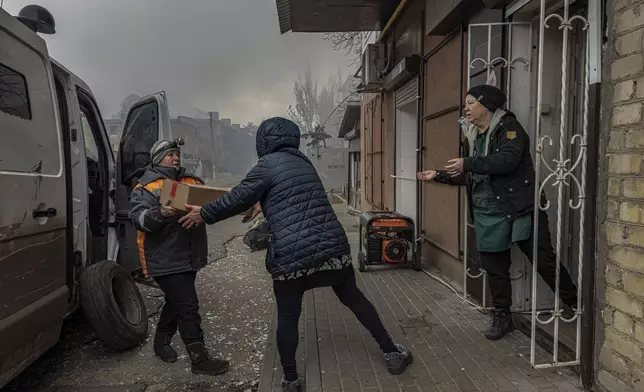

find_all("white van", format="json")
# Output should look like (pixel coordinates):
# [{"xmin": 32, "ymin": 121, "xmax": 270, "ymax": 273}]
[{"xmin": 0, "ymin": 5, "xmax": 175, "ymax": 387}]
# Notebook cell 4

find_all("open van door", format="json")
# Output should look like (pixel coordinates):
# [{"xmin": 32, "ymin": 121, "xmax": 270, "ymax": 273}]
[{"xmin": 114, "ymin": 92, "xmax": 172, "ymax": 274}]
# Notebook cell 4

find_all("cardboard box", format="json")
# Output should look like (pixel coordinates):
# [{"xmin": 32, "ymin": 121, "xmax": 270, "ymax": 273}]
[{"xmin": 159, "ymin": 180, "xmax": 249, "ymax": 215}]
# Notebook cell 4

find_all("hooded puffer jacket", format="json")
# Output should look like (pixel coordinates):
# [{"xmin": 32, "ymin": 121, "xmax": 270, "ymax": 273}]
[{"xmin": 200, "ymin": 117, "xmax": 351, "ymax": 278}]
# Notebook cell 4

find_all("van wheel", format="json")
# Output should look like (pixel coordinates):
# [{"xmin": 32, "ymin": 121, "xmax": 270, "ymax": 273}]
[{"xmin": 80, "ymin": 261, "xmax": 148, "ymax": 351}]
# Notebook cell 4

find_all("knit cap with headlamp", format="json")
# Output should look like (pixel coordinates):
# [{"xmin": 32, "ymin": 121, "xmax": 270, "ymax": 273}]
[{"xmin": 150, "ymin": 140, "xmax": 180, "ymax": 166}]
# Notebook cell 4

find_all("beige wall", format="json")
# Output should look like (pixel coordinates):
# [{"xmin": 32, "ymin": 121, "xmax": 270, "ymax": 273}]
[
  {"xmin": 598, "ymin": 1, "xmax": 644, "ymax": 390},
  {"xmin": 419, "ymin": 31, "xmax": 466, "ymax": 282},
  {"xmin": 360, "ymin": 92, "xmax": 395, "ymax": 213}
]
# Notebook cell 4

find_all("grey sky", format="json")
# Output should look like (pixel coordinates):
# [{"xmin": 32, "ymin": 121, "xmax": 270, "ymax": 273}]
[{"xmin": 4, "ymin": 0, "xmax": 352, "ymax": 124}]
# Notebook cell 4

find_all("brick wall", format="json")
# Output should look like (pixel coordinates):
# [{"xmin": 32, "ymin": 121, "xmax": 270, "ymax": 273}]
[{"xmin": 599, "ymin": 1, "xmax": 644, "ymax": 391}]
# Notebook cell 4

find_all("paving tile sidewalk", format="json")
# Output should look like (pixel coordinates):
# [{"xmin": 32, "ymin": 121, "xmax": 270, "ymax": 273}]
[{"xmin": 258, "ymin": 208, "xmax": 584, "ymax": 392}]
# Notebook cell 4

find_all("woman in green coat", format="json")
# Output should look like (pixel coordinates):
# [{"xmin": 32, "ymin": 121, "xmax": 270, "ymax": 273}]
[{"xmin": 417, "ymin": 84, "xmax": 578, "ymax": 341}]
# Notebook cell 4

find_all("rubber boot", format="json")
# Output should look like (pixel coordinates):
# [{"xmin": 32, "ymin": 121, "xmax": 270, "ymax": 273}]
[
  {"xmin": 484, "ymin": 309, "xmax": 514, "ymax": 340},
  {"xmin": 281, "ymin": 378, "xmax": 303, "ymax": 392},
  {"xmin": 153, "ymin": 330, "xmax": 178, "ymax": 363},
  {"xmin": 383, "ymin": 343, "xmax": 413, "ymax": 375},
  {"xmin": 185, "ymin": 341, "xmax": 230, "ymax": 376}
]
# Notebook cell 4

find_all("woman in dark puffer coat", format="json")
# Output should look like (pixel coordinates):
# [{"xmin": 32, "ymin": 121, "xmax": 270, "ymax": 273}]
[{"xmin": 179, "ymin": 117, "xmax": 412, "ymax": 391}]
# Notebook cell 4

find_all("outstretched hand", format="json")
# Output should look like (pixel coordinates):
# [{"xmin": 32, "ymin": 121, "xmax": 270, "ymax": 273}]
[
  {"xmin": 445, "ymin": 158, "xmax": 464, "ymax": 177},
  {"xmin": 179, "ymin": 204, "xmax": 205, "ymax": 229},
  {"xmin": 416, "ymin": 170, "xmax": 437, "ymax": 181}
]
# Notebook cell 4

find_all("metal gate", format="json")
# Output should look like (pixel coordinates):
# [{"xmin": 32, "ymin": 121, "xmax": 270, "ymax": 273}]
[
  {"xmin": 464, "ymin": 21, "xmax": 533, "ymax": 313},
  {"xmin": 464, "ymin": 0, "xmax": 594, "ymax": 369},
  {"xmin": 530, "ymin": 0, "xmax": 589, "ymax": 369}
]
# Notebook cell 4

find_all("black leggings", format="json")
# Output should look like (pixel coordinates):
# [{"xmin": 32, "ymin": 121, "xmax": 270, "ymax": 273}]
[{"xmin": 273, "ymin": 267, "xmax": 396, "ymax": 381}]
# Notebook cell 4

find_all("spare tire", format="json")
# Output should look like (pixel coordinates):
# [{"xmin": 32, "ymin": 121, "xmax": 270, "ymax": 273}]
[{"xmin": 80, "ymin": 260, "xmax": 148, "ymax": 351}]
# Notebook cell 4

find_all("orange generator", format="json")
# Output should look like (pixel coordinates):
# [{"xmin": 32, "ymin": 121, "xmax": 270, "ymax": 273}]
[{"xmin": 357, "ymin": 211, "xmax": 420, "ymax": 272}]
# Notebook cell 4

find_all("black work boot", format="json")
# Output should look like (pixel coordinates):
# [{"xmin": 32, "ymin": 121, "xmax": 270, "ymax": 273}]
[
  {"xmin": 281, "ymin": 378, "xmax": 303, "ymax": 392},
  {"xmin": 562, "ymin": 300, "xmax": 580, "ymax": 320},
  {"xmin": 485, "ymin": 309, "xmax": 514, "ymax": 340},
  {"xmin": 383, "ymin": 344, "xmax": 413, "ymax": 375},
  {"xmin": 153, "ymin": 330, "xmax": 178, "ymax": 363},
  {"xmin": 185, "ymin": 342, "xmax": 230, "ymax": 376}
]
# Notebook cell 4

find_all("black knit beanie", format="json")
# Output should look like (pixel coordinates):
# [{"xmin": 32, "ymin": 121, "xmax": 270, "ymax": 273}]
[{"xmin": 466, "ymin": 84, "xmax": 507, "ymax": 112}]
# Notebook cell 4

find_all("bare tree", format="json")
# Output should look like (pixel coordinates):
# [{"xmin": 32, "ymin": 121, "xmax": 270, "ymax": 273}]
[
  {"xmin": 322, "ymin": 32, "xmax": 370, "ymax": 66},
  {"xmin": 318, "ymin": 70, "xmax": 351, "ymax": 137},
  {"xmin": 289, "ymin": 67, "xmax": 358, "ymax": 149},
  {"xmin": 317, "ymin": 76, "xmax": 338, "ymax": 127},
  {"xmin": 241, "ymin": 121, "xmax": 258, "ymax": 136},
  {"xmin": 287, "ymin": 66, "xmax": 319, "ymax": 137}
]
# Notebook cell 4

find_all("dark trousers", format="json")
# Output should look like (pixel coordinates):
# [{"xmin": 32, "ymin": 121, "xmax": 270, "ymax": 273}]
[
  {"xmin": 273, "ymin": 268, "xmax": 396, "ymax": 381},
  {"xmin": 479, "ymin": 210, "xmax": 578, "ymax": 310},
  {"xmin": 154, "ymin": 271, "xmax": 204, "ymax": 345}
]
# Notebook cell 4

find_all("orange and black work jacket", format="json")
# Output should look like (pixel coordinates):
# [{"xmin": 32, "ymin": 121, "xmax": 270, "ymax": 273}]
[{"xmin": 129, "ymin": 165, "xmax": 208, "ymax": 278}]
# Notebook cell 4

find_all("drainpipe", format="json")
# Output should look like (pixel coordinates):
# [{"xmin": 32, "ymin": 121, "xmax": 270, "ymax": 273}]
[
  {"xmin": 416, "ymin": 10, "xmax": 425, "ymax": 265},
  {"xmin": 581, "ymin": 0, "xmax": 603, "ymax": 387},
  {"xmin": 380, "ymin": 92, "xmax": 386, "ymax": 210},
  {"xmin": 377, "ymin": 0, "xmax": 409, "ymax": 43},
  {"xmin": 457, "ymin": 23, "xmax": 465, "ymax": 266},
  {"xmin": 347, "ymin": 151, "xmax": 351, "ymax": 207},
  {"xmin": 581, "ymin": 77, "xmax": 600, "ymax": 391}
]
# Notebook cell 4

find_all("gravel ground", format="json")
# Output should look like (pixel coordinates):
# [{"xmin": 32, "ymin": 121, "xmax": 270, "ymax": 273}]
[{"xmin": 3, "ymin": 219, "xmax": 273, "ymax": 392}]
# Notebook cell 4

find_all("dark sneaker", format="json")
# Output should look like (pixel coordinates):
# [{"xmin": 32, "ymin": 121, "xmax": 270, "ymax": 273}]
[
  {"xmin": 384, "ymin": 344, "xmax": 413, "ymax": 375},
  {"xmin": 281, "ymin": 378, "xmax": 302, "ymax": 392},
  {"xmin": 185, "ymin": 342, "xmax": 230, "ymax": 376},
  {"xmin": 485, "ymin": 309, "xmax": 514, "ymax": 340},
  {"xmin": 153, "ymin": 330, "xmax": 178, "ymax": 363}
]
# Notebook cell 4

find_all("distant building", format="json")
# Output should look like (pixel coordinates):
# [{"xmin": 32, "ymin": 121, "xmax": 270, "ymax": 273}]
[
  {"xmin": 338, "ymin": 100, "xmax": 360, "ymax": 210},
  {"xmin": 104, "ymin": 112, "xmax": 256, "ymax": 179}
]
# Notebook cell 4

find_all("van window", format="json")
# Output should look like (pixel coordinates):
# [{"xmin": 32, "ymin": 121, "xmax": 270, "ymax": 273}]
[
  {"xmin": 0, "ymin": 63, "xmax": 31, "ymax": 120},
  {"xmin": 119, "ymin": 100, "xmax": 159, "ymax": 183},
  {"xmin": 78, "ymin": 92, "xmax": 109, "ymax": 243},
  {"xmin": 80, "ymin": 112, "xmax": 100, "ymax": 162},
  {"xmin": 0, "ymin": 29, "xmax": 61, "ymax": 175}
]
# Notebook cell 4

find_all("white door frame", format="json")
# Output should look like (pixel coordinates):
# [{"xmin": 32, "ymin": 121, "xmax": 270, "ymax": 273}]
[{"xmin": 393, "ymin": 79, "xmax": 419, "ymax": 227}]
